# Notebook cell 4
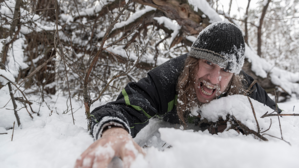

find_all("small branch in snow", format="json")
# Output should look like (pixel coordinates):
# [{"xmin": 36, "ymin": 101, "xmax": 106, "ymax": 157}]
[
  {"xmin": 275, "ymin": 89, "xmax": 284, "ymax": 140},
  {"xmin": 261, "ymin": 118, "xmax": 272, "ymax": 134},
  {"xmin": 247, "ymin": 96, "xmax": 260, "ymax": 134},
  {"xmin": 0, "ymin": 75, "xmax": 36, "ymax": 115},
  {"xmin": 8, "ymin": 82, "xmax": 21, "ymax": 127},
  {"xmin": 17, "ymin": 54, "xmax": 56, "ymax": 86},
  {"xmin": 263, "ymin": 133, "xmax": 291, "ymax": 146},
  {"xmin": 244, "ymin": 80, "xmax": 257, "ymax": 96},
  {"xmin": 11, "ymin": 121, "xmax": 15, "ymax": 141},
  {"xmin": 261, "ymin": 112, "xmax": 299, "ymax": 117},
  {"xmin": 231, "ymin": 115, "xmax": 268, "ymax": 141},
  {"xmin": 0, "ymin": 99, "xmax": 12, "ymax": 109}
]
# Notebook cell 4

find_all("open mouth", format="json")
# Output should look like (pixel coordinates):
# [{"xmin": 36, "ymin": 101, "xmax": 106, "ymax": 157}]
[{"xmin": 198, "ymin": 80, "xmax": 217, "ymax": 96}]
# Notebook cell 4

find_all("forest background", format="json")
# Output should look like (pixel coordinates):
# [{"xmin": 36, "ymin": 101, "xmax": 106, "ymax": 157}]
[{"xmin": 1, "ymin": 0, "xmax": 299, "ymax": 167}]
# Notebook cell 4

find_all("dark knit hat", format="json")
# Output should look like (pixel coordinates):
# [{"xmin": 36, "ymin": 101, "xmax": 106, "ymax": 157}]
[{"xmin": 188, "ymin": 22, "xmax": 245, "ymax": 74}]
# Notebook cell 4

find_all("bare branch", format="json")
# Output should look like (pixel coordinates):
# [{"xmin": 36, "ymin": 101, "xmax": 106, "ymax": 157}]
[
  {"xmin": 257, "ymin": 0, "xmax": 272, "ymax": 56},
  {"xmin": 8, "ymin": 82, "xmax": 21, "ymax": 127},
  {"xmin": 11, "ymin": 121, "xmax": 15, "ymax": 141},
  {"xmin": 247, "ymin": 96, "xmax": 260, "ymax": 134}
]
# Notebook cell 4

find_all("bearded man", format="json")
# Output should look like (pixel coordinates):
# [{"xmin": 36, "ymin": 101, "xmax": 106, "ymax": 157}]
[{"xmin": 75, "ymin": 22, "xmax": 280, "ymax": 168}]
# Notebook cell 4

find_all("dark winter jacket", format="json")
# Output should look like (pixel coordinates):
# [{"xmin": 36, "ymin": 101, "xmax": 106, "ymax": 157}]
[{"xmin": 90, "ymin": 54, "xmax": 280, "ymax": 139}]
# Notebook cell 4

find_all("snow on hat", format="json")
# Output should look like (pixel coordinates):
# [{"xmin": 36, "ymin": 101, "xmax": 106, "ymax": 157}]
[{"xmin": 188, "ymin": 22, "xmax": 245, "ymax": 74}]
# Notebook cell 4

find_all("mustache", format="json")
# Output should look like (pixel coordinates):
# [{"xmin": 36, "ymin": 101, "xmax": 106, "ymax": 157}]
[{"xmin": 196, "ymin": 79, "xmax": 222, "ymax": 94}]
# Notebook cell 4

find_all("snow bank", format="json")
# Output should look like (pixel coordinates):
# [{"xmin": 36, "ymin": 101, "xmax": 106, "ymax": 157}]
[
  {"xmin": 198, "ymin": 95, "xmax": 278, "ymax": 136},
  {"xmin": 132, "ymin": 128, "xmax": 299, "ymax": 168},
  {"xmin": 245, "ymin": 45, "xmax": 299, "ymax": 95},
  {"xmin": 1, "ymin": 84, "xmax": 299, "ymax": 168},
  {"xmin": 131, "ymin": 95, "xmax": 299, "ymax": 168}
]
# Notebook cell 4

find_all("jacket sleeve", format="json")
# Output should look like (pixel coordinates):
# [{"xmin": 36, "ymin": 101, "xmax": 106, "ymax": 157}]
[
  {"xmin": 90, "ymin": 54, "xmax": 187, "ymax": 139},
  {"xmin": 241, "ymin": 71, "xmax": 281, "ymax": 113}
]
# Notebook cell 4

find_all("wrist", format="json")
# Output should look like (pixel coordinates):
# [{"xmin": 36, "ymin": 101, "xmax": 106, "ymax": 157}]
[{"xmin": 102, "ymin": 127, "xmax": 129, "ymax": 138}]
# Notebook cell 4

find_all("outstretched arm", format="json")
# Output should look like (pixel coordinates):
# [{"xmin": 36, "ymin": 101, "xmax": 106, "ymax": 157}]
[{"xmin": 75, "ymin": 127, "xmax": 144, "ymax": 168}]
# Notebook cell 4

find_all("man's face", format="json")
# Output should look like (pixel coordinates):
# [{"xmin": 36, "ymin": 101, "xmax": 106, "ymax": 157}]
[{"xmin": 194, "ymin": 59, "xmax": 233, "ymax": 103}]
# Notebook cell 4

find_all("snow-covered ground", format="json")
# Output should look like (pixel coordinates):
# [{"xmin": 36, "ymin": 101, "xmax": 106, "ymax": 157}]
[{"xmin": 1, "ymin": 85, "xmax": 299, "ymax": 168}]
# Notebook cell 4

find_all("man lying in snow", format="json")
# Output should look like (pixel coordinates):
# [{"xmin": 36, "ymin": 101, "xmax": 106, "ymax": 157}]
[{"xmin": 75, "ymin": 22, "xmax": 280, "ymax": 168}]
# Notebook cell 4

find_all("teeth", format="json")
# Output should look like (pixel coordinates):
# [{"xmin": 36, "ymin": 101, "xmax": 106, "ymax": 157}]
[
  {"xmin": 202, "ymin": 80, "xmax": 216, "ymax": 89},
  {"xmin": 201, "ymin": 87, "xmax": 212, "ymax": 95}
]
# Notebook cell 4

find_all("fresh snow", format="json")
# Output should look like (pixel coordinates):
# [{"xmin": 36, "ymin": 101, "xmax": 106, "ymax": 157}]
[
  {"xmin": 154, "ymin": 16, "xmax": 181, "ymax": 48},
  {"xmin": 113, "ymin": 6, "xmax": 156, "ymax": 31},
  {"xmin": 1, "ymin": 83, "xmax": 299, "ymax": 167},
  {"xmin": 188, "ymin": 0, "xmax": 222, "ymax": 22},
  {"xmin": 245, "ymin": 45, "xmax": 299, "ymax": 95},
  {"xmin": 0, "ymin": 37, "xmax": 27, "ymax": 85},
  {"xmin": 1, "ymin": 0, "xmax": 299, "ymax": 167}
]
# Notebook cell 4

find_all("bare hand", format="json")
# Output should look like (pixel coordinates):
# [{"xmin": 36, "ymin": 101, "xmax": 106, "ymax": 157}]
[{"xmin": 75, "ymin": 127, "xmax": 144, "ymax": 168}]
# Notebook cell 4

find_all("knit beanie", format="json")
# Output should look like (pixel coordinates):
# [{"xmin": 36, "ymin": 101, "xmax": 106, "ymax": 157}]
[{"xmin": 188, "ymin": 22, "xmax": 245, "ymax": 74}]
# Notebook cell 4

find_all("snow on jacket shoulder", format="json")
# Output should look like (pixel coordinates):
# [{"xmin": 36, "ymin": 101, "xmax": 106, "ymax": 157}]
[{"xmin": 90, "ymin": 54, "xmax": 279, "ymax": 139}]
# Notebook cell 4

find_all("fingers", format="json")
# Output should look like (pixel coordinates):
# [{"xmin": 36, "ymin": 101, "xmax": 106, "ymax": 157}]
[
  {"xmin": 92, "ymin": 153, "xmax": 113, "ymax": 168},
  {"xmin": 120, "ymin": 141, "xmax": 146, "ymax": 168},
  {"xmin": 75, "ymin": 150, "xmax": 114, "ymax": 168},
  {"xmin": 122, "ymin": 152, "xmax": 136, "ymax": 168},
  {"xmin": 74, "ymin": 128, "xmax": 143, "ymax": 168},
  {"xmin": 82, "ymin": 154, "xmax": 95, "ymax": 168},
  {"xmin": 75, "ymin": 153, "xmax": 95, "ymax": 168}
]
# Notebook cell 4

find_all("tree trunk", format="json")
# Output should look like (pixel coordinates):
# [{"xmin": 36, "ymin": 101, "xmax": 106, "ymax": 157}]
[
  {"xmin": 244, "ymin": 0, "xmax": 251, "ymax": 44},
  {"xmin": 1, "ymin": 0, "xmax": 22, "ymax": 65},
  {"xmin": 257, "ymin": 0, "xmax": 272, "ymax": 57}
]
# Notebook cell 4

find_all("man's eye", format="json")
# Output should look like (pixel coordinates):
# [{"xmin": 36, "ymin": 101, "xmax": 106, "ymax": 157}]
[
  {"xmin": 221, "ymin": 68, "xmax": 229, "ymax": 73},
  {"xmin": 205, "ymin": 61, "xmax": 212, "ymax": 65}
]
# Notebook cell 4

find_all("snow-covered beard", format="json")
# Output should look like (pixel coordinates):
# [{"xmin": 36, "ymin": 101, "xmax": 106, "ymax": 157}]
[{"xmin": 177, "ymin": 57, "xmax": 245, "ymax": 126}]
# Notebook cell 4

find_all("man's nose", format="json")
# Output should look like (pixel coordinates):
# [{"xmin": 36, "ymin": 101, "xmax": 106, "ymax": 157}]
[{"xmin": 208, "ymin": 68, "xmax": 221, "ymax": 84}]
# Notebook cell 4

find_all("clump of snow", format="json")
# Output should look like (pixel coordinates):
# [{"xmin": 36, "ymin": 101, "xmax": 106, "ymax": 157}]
[
  {"xmin": 154, "ymin": 16, "xmax": 181, "ymax": 48},
  {"xmin": 197, "ymin": 95, "xmax": 279, "ymax": 136},
  {"xmin": 245, "ymin": 45, "xmax": 299, "ymax": 95},
  {"xmin": 60, "ymin": 14, "xmax": 74, "ymax": 24},
  {"xmin": 188, "ymin": 0, "xmax": 222, "ymax": 22},
  {"xmin": 0, "ymin": 37, "xmax": 28, "ymax": 85},
  {"xmin": 75, "ymin": 0, "xmax": 115, "ymax": 17},
  {"xmin": 113, "ymin": 6, "xmax": 156, "ymax": 31},
  {"xmin": 6, "ymin": 38, "xmax": 28, "ymax": 76},
  {"xmin": 95, "ymin": 144, "xmax": 115, "ymax": 159}
]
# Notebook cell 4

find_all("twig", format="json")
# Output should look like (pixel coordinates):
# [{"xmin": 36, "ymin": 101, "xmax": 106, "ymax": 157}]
[
  {"xmin": 247, "ymin": 96, "xmax": 260, "ymax": 134},
  {"xmin": 0, "ymin": 75, "xmax": 35, "ymax": 114},
  {"xmin": 8, "ymin": 83, "xmax": 21, "ymax": 127},
  {"xmin": 263, "ymin": 133, "xmax": 291, "ymax": 146},
  {"xmin": 91, "ymin": 73, "xmax": 126, "ymax": 104},
  {"xmin": 11, "ymin": 121, "xmax": 15, "ymax": 141},
  {"xmin": 244, "ymin": 80, "xmax": 257, "ymax": 96},
  {"xmin": 17, "ymin": 54, "xmax": 56, "ymax": 86},
  {"xmin": 0, "ymin": 133, "xmax": 8, "ymax": 135},
  {"xmin": 63, "ymin": 55, "xmax": 75, "ymax": 125},
  {"xmin": 231, "ymin": 115, "xmax": 268, "ymax": 141},
  {"xmin": 24, "ymin": 104, "xmax": 34, "ymax": 119},
  {"xmin": 262, "ymin": 113, "xmax": 299, "ymax": 117},
  {"xmin": 261, "ymin": 118, "xmax": 272, "ymax": 133},
  {"xmin": 0, "ymin": 99, "xmax": 11, "ymax": 109},
  {"xmin": 275, "ymin": 88, "xmax": 284, "ymax": 140}
]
